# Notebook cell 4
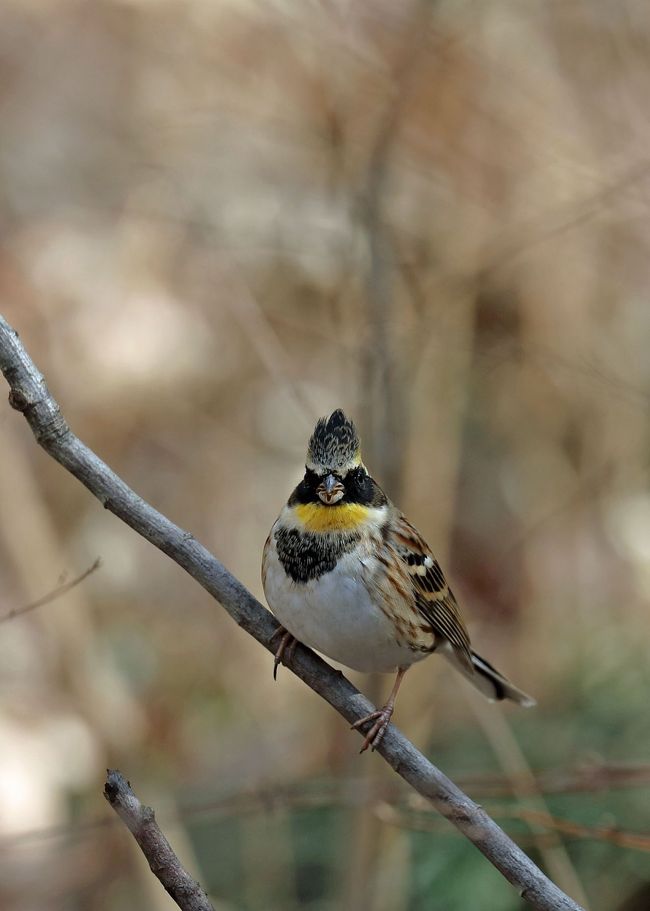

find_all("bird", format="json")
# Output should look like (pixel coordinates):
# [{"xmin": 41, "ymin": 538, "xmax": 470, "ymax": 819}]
[{"xmin": 262, "ymin": 409, "xmax": 535, "ymax": 752}]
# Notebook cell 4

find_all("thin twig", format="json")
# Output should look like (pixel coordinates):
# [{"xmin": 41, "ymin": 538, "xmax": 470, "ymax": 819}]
[
  {"xmin": 103, "ymin": 770, "xmax": 215, "ymax": 911},
  {"xmin": 377, "ymin": 803, "xmax": 650, "ymax": 853},
  {"xmin": 479, "ymin": 159, "xmax": 650, "ymax": 281},
  {"xmin": 1, "ymin": 761, "xmax": 646, "ymax": 853},
  {"xmin": 456, "ymin": 761, "xmax": 650, "ymax": 798},
  {"xmin": 513, "ymin": 810, "xmax": 650, "ymax": 854},
  {"xmin": 0, "ymin": 558, "xmax": 101, "ymax": 624},
  {"xmin": 0, "ymin": 314, "xmax": 584, "ymax": 911},
  {"xmin": 3, "ymin": 771, "xmax": 649, "ymax": 855}
]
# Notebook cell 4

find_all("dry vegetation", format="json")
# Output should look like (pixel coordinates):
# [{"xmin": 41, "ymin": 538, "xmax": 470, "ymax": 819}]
[{"xmin": 1, "ymin": 1, "xmax": 649, "ymax": 909}]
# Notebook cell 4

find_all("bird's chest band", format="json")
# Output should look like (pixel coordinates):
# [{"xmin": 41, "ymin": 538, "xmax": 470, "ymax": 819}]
[{"xmin": 275, "ymin": 528, "xmax": 361, "ymax": 583}]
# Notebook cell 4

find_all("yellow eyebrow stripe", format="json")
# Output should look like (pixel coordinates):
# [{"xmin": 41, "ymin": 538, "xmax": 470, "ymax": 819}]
[{"xmin": 293, "ymin": 502, "xmax": 372, "ymax": 533}]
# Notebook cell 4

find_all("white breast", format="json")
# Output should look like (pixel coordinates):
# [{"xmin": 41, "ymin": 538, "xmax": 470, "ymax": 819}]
[{"xmin": 263, "ymin": 533, "xmax": 426, "ymax": 674}]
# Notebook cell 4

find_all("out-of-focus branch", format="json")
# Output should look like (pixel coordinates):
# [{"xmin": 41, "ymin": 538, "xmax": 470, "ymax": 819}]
[
  {"xmin": 0, "ymin": 314, "xmax": 584, "ymax": 911},
  {"xmin": 104, "ymin": 770, "xmax": 215, "ymax": 911},
  {"xmin": 359, "ymin": 4, "xmax": 430, "ymax": 500},
  {"xmin": 4, "ymin": 769, "xmax": 649, "ymax": 854},
  {"xmin": 455, "ymin": 761, "xmax": 650, "ymax": 797},
  {"xmin": 514, "ymin": 810, "xmax": 650, "ymax": 854},
  {"xmin": 377, "ymin": 802, "xmax": 650, "ymax": 854},
  {"xmin": 350, "ymin": 10, "xmax": 430, "ymax": 907},
  {"xmin": 0, "ymin": 558, "xmax": 101, "ymax": 624}
]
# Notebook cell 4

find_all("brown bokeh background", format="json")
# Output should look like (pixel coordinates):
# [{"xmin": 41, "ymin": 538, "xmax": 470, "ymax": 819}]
[{"xmin": 1, "ymin": 2, "xmax": 649, "ymax": 909}]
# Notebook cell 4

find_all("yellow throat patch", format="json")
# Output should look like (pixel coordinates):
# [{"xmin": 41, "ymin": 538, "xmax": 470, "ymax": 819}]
[{"xmin": 293, "ymin": 501, "xmax": 372, "ymax": 533}]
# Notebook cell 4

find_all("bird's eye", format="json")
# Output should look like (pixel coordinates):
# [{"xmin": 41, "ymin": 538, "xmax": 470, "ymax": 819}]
[{"xmin": 343, "ymin": 466, "xmax": 368, "ymax": 499}]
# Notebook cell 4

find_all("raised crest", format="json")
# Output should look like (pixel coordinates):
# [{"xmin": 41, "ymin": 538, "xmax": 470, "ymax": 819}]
[{"xmin": 307, "ymin": 409, "xmax": 360, "ymax": 470}]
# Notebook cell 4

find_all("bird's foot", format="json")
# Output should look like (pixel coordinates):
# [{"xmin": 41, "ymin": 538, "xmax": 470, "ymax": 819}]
[
  {"xmin": 270, "ymin": 627, "xmax": 298, "ymax": 680},
  {"xmin": 351, "ymin": 704, "xmax": 395, "ymax": 753}
]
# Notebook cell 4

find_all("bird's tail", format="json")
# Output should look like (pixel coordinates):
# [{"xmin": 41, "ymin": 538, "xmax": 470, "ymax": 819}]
[{"xmin": 443, "ymin": 646, "xmax": 536, "ymax": 707}]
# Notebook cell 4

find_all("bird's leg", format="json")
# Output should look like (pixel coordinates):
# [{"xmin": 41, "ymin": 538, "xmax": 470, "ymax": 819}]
[
  {"xmin": 270, "ymin": 627, "xmax": 298, "ymax": 680},
  {"xmin": 352, "ymin": 667, "xmax": 408, "ymax": 753}
]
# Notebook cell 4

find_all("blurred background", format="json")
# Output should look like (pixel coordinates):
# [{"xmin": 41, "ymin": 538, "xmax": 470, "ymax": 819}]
[{"xmin": 1, "ymin": 1, "xmax": 650, "ymax": 909}]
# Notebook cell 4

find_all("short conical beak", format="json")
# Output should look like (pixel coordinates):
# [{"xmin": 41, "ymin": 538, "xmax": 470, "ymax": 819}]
[
  {"xmin": 323, "ymin": 474, "xmax": 338, "ymax": 494},
  {"xmin": 317, "ymin": 473, "xmax": 345, "ymax": 504}
]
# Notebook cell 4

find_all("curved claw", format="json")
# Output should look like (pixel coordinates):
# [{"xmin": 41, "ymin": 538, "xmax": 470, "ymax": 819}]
[
  {"xmin": 272, "ymin": 628, "xmax": 298, "ymax": 680},
  {"xmin": 351, "ymin": 706, "xmax": 394, "ymax": 753},
  {"xmin": 351, "ymin": 667, "xmax": 407, "ymax": 753}
]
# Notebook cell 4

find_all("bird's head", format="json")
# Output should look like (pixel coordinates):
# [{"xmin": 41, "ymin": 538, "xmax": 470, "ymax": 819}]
[
  {"xmin": 286, "ymin": 411, "xmax": 387, "ymax": 529},
  {"xmin": 305, "ymin": 409, "xmax": 362, "ymax": 504}
]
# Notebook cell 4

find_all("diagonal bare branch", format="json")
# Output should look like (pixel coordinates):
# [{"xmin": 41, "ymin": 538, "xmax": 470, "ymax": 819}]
[
  {"xmin": 104, "ymin": 770, "xmax": 215, "ymax": 911},
  {"xmin": 0, "ymin": 313, "xmax": 584, "ymax": 911}
]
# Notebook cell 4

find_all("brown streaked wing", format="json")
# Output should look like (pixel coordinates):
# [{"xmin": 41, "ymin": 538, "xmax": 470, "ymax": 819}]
[{"xmin": 390, "ymin": 513, "xmax": 473, "ymax": 668}]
